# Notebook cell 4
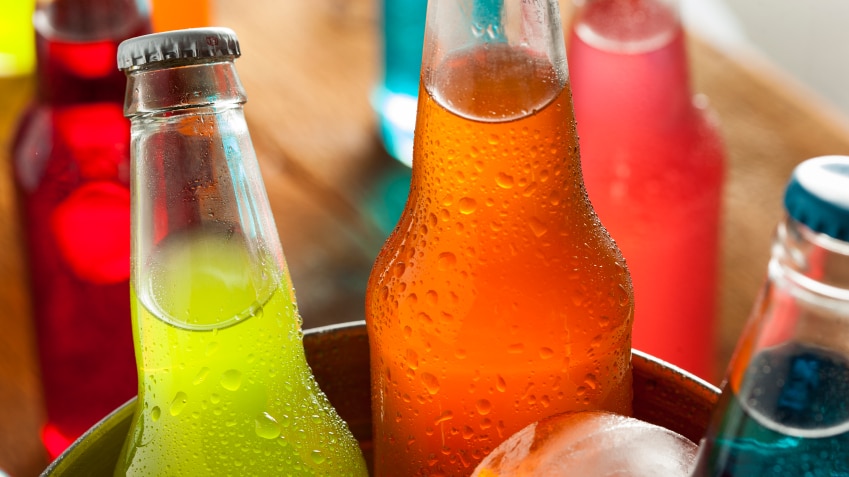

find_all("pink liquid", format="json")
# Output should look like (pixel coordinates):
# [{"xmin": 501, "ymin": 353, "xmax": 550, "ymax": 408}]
[
  {"xmin": 568, "ymin": 0, "xmax": 725, "ymax": 381},
  {"xmin": 12, "ymin": 1, "xmax": 149, "ymax": 458}
]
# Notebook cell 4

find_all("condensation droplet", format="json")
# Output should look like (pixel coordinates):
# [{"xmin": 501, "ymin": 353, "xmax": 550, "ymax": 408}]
[
  {"xmin": 421, "ymin": 373, "xmax": 440, "ymax": 395},
  {"xmin": 220, "ymin": 369, "xmax": 242, "ymax": 391},
  {"xmin": 206, "ymin": 341, "xmax": 219, "ymax": 356},
  {"xmin": 170, "ymin": 392, "xmax": 188, "ymax": 416},
  {"xmin": 437, "ymin": 252, "xmax": 457, "ymax": 271},
  {"xmin": 496, "ymin": 173, "xmax": 514, "ymax": 189},
  {"xmin": 255, "ymin": 412, "xmax": 281, "ymax": 439},
  {"xmin": 406, "ymin": 349, "xmax": 419, "ymax": 370},
  {"xmin": 426, "ymin": 290, "xmax": 438, "ymax": 306},
  {"xmin": 150, "ymin": 406, "xmax": 161, "ymax": 422},
  {"xmin": 393, "ymin": 262, "xmax": 406, "ymax": 278},
  {"xmin": 476, "ymin": 399, "xmax": 492, "ymax": 415},
  {"xmin": 434, "ymin": 410, "xmax": 453, "ymax": 425},
  {"xmin": 311, "ymin": 450, "xmax": 326, "ymax": 464},
  {"xmin": 459, "ymin": 197, "xmax": 477, "ymax": 215},
  {"xmin": 193, "ymin": 367, "xmax": 210, "ymax": 385},
  {"xmin": 539, "ymin": 347, "xmax": 555, "ymax": 359},
  {"xmin": 528, "ymin": 217, "xmax": 548, "ymax": 237},
  {"xmin": 508, "ymin": 343, "xmax": 524, "ymax": 354},
  {"xmin": 496, "ymin": 375, "xmax": 507, "ymax": 392}
]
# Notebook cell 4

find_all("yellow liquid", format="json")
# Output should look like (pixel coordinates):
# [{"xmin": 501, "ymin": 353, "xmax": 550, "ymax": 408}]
[{"xmin": 115, "ymin": 232, "xmax": 367, "ymax": 476}]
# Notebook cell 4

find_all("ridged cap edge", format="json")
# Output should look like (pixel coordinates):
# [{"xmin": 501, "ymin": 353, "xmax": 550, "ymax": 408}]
[
  {"xmin": 784, "ymin": 155, "xmax": 849, "ymax": 242},
  {"xmin": 117, "ymin": 27, "xmax": 240, "ymax": 70}
]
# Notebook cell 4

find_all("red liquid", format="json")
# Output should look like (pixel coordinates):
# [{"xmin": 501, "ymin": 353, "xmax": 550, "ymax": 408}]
[
  {"xmin": 12, "ymin": 1, "xmax": 149, "ymax": 458},
  {"xmin": 568, "ymin": 0, "xmax": 725, "ymax": 381}
]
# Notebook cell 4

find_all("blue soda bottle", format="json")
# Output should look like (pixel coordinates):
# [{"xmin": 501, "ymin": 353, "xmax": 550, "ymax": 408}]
[
  {"xmin": 372, "ymin": 0, "xmax": 428, "ymax": 167},
  {"xmin": 691, "ymin": 156, "xmax": 849, "ymax": 476}
]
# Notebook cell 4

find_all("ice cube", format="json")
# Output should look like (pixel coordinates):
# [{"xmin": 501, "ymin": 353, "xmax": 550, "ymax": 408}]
[{"xmin": 472, "ymin": 411, "xmax": 698, "ymax": 476}]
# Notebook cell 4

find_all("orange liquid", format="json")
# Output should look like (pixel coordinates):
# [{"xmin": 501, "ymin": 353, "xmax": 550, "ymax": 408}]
[
  {"xmin": 150, "ymin": 0, "xmax": 212, "ymax": 33},
  {"xmin": 366, "ymin": 44, "xmax": 634, "ymax": 476}
]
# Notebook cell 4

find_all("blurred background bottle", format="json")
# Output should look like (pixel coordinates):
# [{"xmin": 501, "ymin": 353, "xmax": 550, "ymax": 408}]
[
  {"xmin": 372, "ymin": 0, "xmax": 427, "ymax": 167},
  {"xmin": 149, "ymin": 0, "xmax": 212, "ymax": 32},
  {"xmin": 568, "ymin": 0, "xmax": 726, "ymax": 381},
  {"xmin": 691, "ymin": 156, "xmax": 849, "ymax": 476},
  {"xmin": 0, "ymin": 0, "xmax": 35, "ymax": 77},
  {"xmin": 10, "ymin": 0, "xmax": 151, "ymax": 459}
]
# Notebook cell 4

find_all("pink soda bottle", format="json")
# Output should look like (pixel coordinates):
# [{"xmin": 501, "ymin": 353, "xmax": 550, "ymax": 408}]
[
  {"xmin": 11, "ymin": 0, "xmax": 150, "ymax": 458},
  {"xmin": 568, "ymin": 0, "xmax": 725, "ymax": 380}
]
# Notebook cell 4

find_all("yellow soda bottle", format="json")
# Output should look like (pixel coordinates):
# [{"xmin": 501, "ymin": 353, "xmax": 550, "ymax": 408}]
[{"xmin": 114, "ymin": 28, "xmax": 368, "ymax": 476}]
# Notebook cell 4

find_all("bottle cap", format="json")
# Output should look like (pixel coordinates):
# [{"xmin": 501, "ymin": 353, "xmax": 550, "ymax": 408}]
[
  {"xmin": 784, "ymin": 155, "xmax": 849, "ymax": 242},
  {"xmin": 117, "ymin": 27, "xmax": 240, "ymax": 71}
]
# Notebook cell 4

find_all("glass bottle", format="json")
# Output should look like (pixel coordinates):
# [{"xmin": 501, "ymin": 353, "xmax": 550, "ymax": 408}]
[
  {"xmin": 10, "ymin": 0, "xmax": 150, "ymax": 458},
  {"xmin": 114, "ymin": 28, "xmax": 368, "ymax": 476},
  {"xmin": 568, "ymin": 0, "xmax": 725, "ymax": 381},
  {"xmin": 365, "ymin": 0, "xmax": 635, "ymax": 474},
  {"xmin": 691, "ymin": 156, "xmax": 849, "ymax": 476}
]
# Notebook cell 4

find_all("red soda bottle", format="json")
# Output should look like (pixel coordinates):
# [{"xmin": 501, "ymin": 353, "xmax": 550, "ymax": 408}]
[
  {"xmin": 568, "ymin": 0, "xmax": 726, "ymax": 380},
  {"xmin": 11, "ymin": 0, "xmax": 150, "ymax": 458}
]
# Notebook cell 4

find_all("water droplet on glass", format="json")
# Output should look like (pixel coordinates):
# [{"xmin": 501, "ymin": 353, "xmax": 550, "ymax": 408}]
[
  {"xmin": 421, "ymin": 373, "xmax": 440, "ymax": 395},
  {"xmin": 496, "ymin": 375, "xmax": 507, "ymax": 392},
  {"xmin": 206, "ymin": 341, "xmax": 219, "ymax": 356},
  {"xmin": 311, "ymin": 450, "xmax": 326, "ymax": 464},
  {"xmin": 426, "ymin": 290, "xmax": 438, "ymax": 306},
  {"xmin": 255, "ymin": 412, "xmax": 281, "ymax": 439},
  {"xmin": 437, "ymin": 252, "xmax": 457, "ymax": 271},
  {"xmin": 170, "ymin": 392, "xmax": 188, "ymax": 416},
  {"xmin": 496, "ymin": 172, "xmax": 515, "ymax": 189},
  {"xmin": 539, "ymin": 347, "xmax": 555, "ymax": 359},
  {"xmin": 528, "ymin": 217, "xmax": 548, "ymax": 237},
  {"xmin": 459, "ymin": 197, "xmax": 477, "ymax": 215},
  {"xmin": 476, "ymin": 399, "xmax": 492, "ymax": 415},
  {"xmin": 434, "ymin": 410, "xmax": 453, "ymax": 425},
  {"xmin": 406, "ymin": 349, "xmax": 419, "ymax": 370},
  {"xmin": 221, "ymin": 369, "xmax": 242, "ymax": 391},
  {"xmin": 150, "ymin": 406, "xmax": 161, "ymax": 422},
  {"xmin": 193, "ymin": 367, "xmax": 210, "ymax": 385}
]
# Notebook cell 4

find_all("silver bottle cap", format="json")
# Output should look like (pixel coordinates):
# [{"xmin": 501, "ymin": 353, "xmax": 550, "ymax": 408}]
[{"xmin": 117, "ymin": 27, "xmax": 240, "ymax": 71}]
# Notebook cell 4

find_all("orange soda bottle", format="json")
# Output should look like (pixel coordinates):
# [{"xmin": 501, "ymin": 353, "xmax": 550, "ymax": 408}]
[{"xmin": 365, "ymin": 0, "xmax": 635, "ymax": 474}]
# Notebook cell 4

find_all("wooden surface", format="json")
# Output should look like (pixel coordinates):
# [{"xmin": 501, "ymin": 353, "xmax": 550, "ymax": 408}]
[{"xmin": 3, "ymin": 0, "xmax": 849, "ymax": 475}]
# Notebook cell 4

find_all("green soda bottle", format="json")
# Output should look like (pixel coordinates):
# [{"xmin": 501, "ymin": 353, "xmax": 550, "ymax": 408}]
[{"xmin": 113, "ymin": 28, "xmax": 368, "ymax": 476}]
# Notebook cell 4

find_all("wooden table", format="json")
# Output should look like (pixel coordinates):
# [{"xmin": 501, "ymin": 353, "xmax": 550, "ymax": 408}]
[{"xmin": 2, "ymin": 1, "xmax": 849, "ymax": 475}]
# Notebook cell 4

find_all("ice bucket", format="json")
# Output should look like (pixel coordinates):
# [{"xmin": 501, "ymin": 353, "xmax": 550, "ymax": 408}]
[{"xmin": 41, "ymin": 321, "xmax": 720, "ymax": 476}]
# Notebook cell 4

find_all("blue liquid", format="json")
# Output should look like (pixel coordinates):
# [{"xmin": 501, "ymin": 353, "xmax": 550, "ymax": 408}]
[
  {"xmin": 373, "ymin": 0, "xmax": 428, "ymax": 167},
  {"xmin": 695, "ymin": 343, "xmax": 849, "ymax": 476}
]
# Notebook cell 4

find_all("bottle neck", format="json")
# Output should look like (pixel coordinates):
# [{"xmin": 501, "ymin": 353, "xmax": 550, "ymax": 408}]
[
  {"xmin": 568, "ymin": 0, "xmax": 693, "ymax": 123},
  {"xmin": 124, "ymin": 59, "xmax": 247, "ymax": 117},
  {"xmin": 772, "ymin": 216, "xmax": 849, "ymax": 318},
  {"xmin": 34, "ymin": 0, "xmax": 150, "ymax": 105}
]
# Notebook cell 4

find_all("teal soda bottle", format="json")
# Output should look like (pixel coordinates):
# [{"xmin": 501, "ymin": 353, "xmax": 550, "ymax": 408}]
[{"xmin": 691, "ymin": 156, "xmax": 849, "ymax": 476}]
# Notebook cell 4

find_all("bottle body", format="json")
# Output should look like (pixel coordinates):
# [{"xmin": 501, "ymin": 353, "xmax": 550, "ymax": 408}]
[
  {"xmin": 366, "ymin": 2, "xmax": 634, "ymax": 474},
  {"xmin": 568, "ymin": 0, "xmax": 725, "ymax": 380},
  {"xmin": 691, "ymin": 216, "xmax": 849, "ymax": 476},
  {"xmin": 114, "ymin": 34, "xmax": 367, "ymax": 476},
  {"xmin": 11, "ymin": 0, "xmax": 149, "ymax": 457}
]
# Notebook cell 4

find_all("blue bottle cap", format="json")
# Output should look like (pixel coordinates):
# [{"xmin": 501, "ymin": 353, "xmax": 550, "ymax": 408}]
[{"xmin": 784, "ymin": 155, "xmax": 849, "ymax": 242}]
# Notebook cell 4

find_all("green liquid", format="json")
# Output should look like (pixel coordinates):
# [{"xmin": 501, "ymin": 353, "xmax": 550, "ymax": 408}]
[{"xmin": 115, "ymin": 232, "xmax": 367, "ymax": 476}]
